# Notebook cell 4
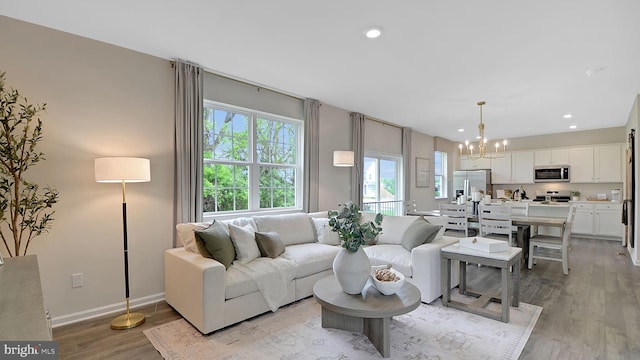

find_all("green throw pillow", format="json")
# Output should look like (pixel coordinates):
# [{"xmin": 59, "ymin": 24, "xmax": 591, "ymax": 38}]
[
  {"xmin": 255, "ymin": 231, "xmax": 285, "ymax": 259},
  {"xmin": 194, "ymin": 221, "xmax": 236, "ymax": 269},
  {"xmin": 401, "ymin": 218, "xmax": 442, "ymax": 251}
]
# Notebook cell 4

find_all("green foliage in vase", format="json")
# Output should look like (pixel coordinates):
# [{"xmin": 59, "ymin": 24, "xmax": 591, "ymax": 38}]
[
  {"xmin": 328, "ymin": 202, "xmax": 383, "ymax": 253},
  {"xmin": 0, "ymin": 71, "xmax": 59, "ymax": 256}
]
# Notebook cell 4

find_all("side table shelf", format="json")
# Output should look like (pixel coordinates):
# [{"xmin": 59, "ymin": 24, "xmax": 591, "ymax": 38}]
[{"xmin": 0, "ymin": 255, "xmax": 52, "ymax": 340}]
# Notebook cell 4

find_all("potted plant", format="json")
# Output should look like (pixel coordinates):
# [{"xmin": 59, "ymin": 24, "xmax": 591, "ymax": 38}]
[
  {"xmin": 0, "ymin": 71, "xmax": 59, "ymax": 258},
  {"xmin": 328, "ymin": 202, "xmax": 383, "ymax": 294},
  {"xmin": 570, "ymin": 191, "xmax": 581, "ymax": 201}
]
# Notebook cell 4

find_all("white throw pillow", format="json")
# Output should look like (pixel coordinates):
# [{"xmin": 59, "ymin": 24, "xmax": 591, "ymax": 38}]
[
  {"xmin": 377, "ymin": 216, "xmax": 420, "ymax": 245},
  {"xmin": 176, "ymin": 221, "xmax": 212, "ymax": 253},
  {"xmin": 228, "ymin": 224, "xmax": 261, "ymax": 264},
  {"xmin": 312, "ymin": 218, "xmax": 340, "ymax": 246},
  {"xmin": 424, "ymin": 216, "xmax": 448, "ymax": 240}
]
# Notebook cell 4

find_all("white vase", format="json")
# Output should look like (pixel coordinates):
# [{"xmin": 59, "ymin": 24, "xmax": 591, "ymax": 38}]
[{"xmin": 333, "ymin": 247, "xmax": 371, "ymax": 294}]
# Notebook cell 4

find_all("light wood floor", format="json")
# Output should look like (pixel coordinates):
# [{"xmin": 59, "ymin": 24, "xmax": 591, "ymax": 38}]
[{"xmin": 53, "ymin": 238, "xmax": 640, "ymax": 359}]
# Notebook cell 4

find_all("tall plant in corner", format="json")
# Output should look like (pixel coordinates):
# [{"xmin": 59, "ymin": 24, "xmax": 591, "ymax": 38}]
[{"xmin": 0, "ymin": 71, "xmax": 59, "ymax": 256}]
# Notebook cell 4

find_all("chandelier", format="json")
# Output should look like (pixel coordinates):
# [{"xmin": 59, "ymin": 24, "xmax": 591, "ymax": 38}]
[{"xmin": 458, "ymin": 101, "xmax": 508, "ymax": 160}]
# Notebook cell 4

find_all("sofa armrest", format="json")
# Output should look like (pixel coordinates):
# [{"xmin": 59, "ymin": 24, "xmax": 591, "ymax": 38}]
[
  {"xmin": 410, "ymin": 237, "xmax": 459, "ymax": 303},
  {"xmin": 164, "ymin": 248, "xmax": 226, "ymax": 333}
]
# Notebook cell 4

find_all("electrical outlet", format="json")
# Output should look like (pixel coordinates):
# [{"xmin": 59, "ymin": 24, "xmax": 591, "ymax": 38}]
[{"xmin": 71, "ymin": 273, "xmax": 83, "ymax": 288}]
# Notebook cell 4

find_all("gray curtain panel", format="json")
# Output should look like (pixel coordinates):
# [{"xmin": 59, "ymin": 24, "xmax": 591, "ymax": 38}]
[
  {"xmin": 402, "ymin": 127, "xmax": 412, "ymax": 206},
  {"xmin": 303, "ymin": 99, "xmax": 320, "ymax": 213},
  {"xmin": 351, "ymin": 112, "xmax": 365, "ymax": 207},
  {"xmin": 174, "ymin": 60, "xmax": 204, "ymax": 244}
]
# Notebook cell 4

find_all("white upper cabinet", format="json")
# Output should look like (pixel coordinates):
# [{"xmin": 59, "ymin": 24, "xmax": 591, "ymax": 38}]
[
  {"xmin": 490, "ymin": 151, "xmax": 534, "ymax": 184},
  {"xmin": 569, "ymin": 147, "xmax": 595, "ymax": 182},
  {"xmin": 594, "ymin": 144, "xmax": 623, "ymax": 183},
  {"xmin": 511, "ymin": 152, "xmax": 534, "ymax": 183},
  {"xmin": 491, "ymin": 153, "xmax": 512, "ymax": 183},
  {"xmin": 569, "ymin": 144, "xmax": 622, "ymax": 183},
  {"xmin": 459, "ymin": 156, "xmax": 491, "ymax": 170},
  {"xmin": 534, "ymin": 148, "xmax": 569, "ymax": 166}
]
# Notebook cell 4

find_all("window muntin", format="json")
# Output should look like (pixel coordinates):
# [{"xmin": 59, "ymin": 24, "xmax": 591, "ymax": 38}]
[{"xmin": 203, "ymin": 101, "xmax": 302, "ymax": 215}]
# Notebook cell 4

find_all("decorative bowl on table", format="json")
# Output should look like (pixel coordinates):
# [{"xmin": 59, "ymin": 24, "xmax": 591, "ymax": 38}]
[{"xmin": 370, "ymin": 266, "xmax": 405, "ymax": 295}]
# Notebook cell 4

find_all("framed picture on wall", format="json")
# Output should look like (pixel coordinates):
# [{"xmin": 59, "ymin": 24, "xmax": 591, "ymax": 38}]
[{"xmin": 416, "ymin": 157, "xmax": 430, "ymax": 187}]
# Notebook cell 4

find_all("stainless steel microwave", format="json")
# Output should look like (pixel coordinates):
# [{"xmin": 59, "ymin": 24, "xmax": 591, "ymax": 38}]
[{"xmin": 534, "ymin": 166, "xmax": 570, "ymax": 182}]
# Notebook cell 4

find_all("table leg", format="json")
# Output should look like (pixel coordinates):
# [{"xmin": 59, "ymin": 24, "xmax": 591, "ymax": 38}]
[
  {"xmin": 364, "ymin": 317, "xmax": 390, "ymax": 358},
  {"xmin": 441, "ymin": 257, "xmax": 451, "ymax": 306},
  {"xmin": 459, "ymin": 260, "xmax": 467, "ymax": 295},
  {"xmin": 513, "ymin": 258, "xmax": 520, "ymax": 307},
  {"xmin": 501, "ymin": 266, "xmax": 510, "ymax": 322}
]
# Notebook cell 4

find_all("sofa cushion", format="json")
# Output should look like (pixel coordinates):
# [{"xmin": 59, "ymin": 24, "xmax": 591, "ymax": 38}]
[
  {"xmin": 221, "ymin": 217, "xmax": 257, "ymax": 231},
  {"xmin": 253, "ymin": 213, "xmax": 316, "ymax": 246},
  {"xmin": 308, "ymin": 211, "xmax": 329, "ymax": 219},
  {"xmin": 255, "ymin": 231, "xmax": 285, "ymax": 258},
  {"xmin": 377, "ymin": 215, "xmax": 420, "ymax": 245},
  {"xmin": 176, "ymin": 221, "xmax": 212, "ymax": 253},
  {"xmin": 424, "ymin": 216, "xmax": 448, "ymax": 240},
  {"xmin": 364, "ymin": 244, "xmax": 412, "ymax": 277},
  {"xmin": 401, "ymin": 218, "xmax": 442, "ymax": 251},
  {"xmin": 194, "ymin": 221, "xmax": 236, "ymax": 269},
  {"xmin": 225, "ymin": 266, "xmax": 259, "ymax": 300},
  {"xmin": 312, "ymin": 218, "xmax": 341, "ymax": 246},
  {"xmin": 284, "ymin": 243, "xmax": 341, "ymax": 278},
  {"xmin": 228, "ymin": 224, "xmax": 261, "ymax": 264}
]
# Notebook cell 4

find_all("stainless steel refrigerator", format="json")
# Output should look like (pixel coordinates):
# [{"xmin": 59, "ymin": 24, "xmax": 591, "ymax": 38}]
[{"xmin": 452, "ymin": 170, "xmax": 492, "ymax": 201}]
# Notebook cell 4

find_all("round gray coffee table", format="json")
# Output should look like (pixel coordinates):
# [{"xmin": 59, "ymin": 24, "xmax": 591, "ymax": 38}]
[{"xmin": 312, "ymin": 275, "xmax": 421, "ymax": 358}]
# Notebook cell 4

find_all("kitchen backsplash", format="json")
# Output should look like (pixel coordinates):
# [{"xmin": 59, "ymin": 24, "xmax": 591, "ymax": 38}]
[{"xmin": 492, "ymin": 182, "xmax": 623, "ymax": 201}]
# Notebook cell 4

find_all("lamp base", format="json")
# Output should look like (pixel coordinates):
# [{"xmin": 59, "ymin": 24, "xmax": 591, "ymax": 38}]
[{"xmin": 111, "ymin": 312, "xmax": 145, "ymax": 330}]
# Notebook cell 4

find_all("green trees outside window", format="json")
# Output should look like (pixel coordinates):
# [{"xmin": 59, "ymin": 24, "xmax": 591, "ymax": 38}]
[{"xmin": 203, "ymin": 103, "xmax": 301, "ymax": 213}]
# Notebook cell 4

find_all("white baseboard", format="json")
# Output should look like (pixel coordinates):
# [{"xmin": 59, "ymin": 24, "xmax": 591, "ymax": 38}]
[{"xmin": 51, "ymin": 292, "xmax": 166, "ymax": 328}]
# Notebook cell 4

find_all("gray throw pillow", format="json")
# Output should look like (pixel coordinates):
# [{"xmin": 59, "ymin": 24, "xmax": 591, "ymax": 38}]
[
  {"xmin": 255, "ymin": 231, "xmax": 286, "ymax": 259},
  {"xmin": 401, "ymin": 218, "xmax": 442, "ymax": 251},
  {"xmin": 194, "ymin": 221, "xmax": 236, "ymax": 269}
]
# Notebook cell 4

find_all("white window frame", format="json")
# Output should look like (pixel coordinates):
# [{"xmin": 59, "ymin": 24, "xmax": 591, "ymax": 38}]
[
  {"xmin": 362, "ymin": 152, "xmax": 404, "ymax": 203},
  {"xmin": 203, "ymin": 100, "xmax": 303, "ymax": 217},
  {"xmin": 434, "ymin": 151, "xmax": 448, "ymax": 199}
]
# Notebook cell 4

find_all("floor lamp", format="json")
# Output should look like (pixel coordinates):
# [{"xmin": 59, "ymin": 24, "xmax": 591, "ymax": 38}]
[{"xmin": 95, "ymin": 157, "xmax": 151, "ymax": 330}]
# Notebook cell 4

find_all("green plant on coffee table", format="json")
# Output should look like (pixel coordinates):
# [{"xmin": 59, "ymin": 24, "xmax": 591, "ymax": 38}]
[
  {"xmin": 328, "ymin": 202, "xmax": 383, "ymax": 253},
  {"xmin": 570, "ymin": 191, "xmax": 581, "ymax": 197}
]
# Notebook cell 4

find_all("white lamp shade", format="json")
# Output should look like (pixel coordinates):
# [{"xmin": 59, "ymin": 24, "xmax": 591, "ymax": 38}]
[
  {"xmin": 95, "ymin": 157, "xmax": 151, "ymax": 183},
  {"xmin": 333, "ymin": 150, "xmax": 355, "ymax": 167}
]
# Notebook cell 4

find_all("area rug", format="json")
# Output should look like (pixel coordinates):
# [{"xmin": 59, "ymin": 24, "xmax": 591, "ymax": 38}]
[{"xmin": 144, "ymin": 296, "xmax": 541, "ymax": 360}]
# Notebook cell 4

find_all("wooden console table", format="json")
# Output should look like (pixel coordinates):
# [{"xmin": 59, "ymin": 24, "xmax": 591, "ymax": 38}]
[{"xmin": 0, "ymin": 255, "xmax": 51, "ymax": 340}]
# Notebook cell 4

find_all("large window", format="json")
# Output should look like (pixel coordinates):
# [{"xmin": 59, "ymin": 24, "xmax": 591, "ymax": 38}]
[
  {"xmin": 434, "ymin": 151, "xmax": 447, "ymax": 199},
  {"xmin": 362, "ymin": 154, "xmax": 403, "ymax": 215},
  {"xmin": 203, "ymin": 101, "xmax": 302, "ymax": 214}
]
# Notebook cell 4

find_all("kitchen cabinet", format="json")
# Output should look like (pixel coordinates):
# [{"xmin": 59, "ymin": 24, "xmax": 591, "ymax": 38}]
[
  {"xmin": 569, "ymin": 144, "xmax": 622, "ymax": 183},
  {"xmin": 594, "ymin": 203, "xmax": 623, "ymax": 237},
  {"xmin": 459, "ymin": 156, "xmax": 491, "ymax": 170},
  {"xmin": 571, "ymin": 202, "xmax": 622, "ymax": 238},
  {"xmin": 534, "ymin": 148, "xmax": 570, "ymax": 166},
  {"xmin": 490, "ymin": 151, "xmax": 534, "ymax": 184}
]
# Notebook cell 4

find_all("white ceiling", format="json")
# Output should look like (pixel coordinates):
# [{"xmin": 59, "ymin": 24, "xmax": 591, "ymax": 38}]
[{"xmin": 2, "ymin": 0, "xmax": 639, "ymax": 143}]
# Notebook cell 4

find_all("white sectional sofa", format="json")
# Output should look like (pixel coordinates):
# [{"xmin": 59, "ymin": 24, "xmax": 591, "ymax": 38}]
[{"xmin": 164, "ymin": 211, "xmax": 459, "ymax": 334}]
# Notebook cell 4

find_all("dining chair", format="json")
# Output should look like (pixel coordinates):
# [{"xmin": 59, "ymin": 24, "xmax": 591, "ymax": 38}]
[
  {"xmin": 439, "ymin": 203, "xmax": 469, "ymax": 238},
  {"xmin": 528, "ymin": 205, "xmax": 577, "ymax": 275},
  {"xmin": 478, "ymin": 204, "xmax": 513, "ymax": 246}
]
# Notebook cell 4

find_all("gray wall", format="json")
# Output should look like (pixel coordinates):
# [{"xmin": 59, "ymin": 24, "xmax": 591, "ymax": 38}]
[{"xmin": 1, "ymin": 15, "xmax": 174, "ymax": 325}]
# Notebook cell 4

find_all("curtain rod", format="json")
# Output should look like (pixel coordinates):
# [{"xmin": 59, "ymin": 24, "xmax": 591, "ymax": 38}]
[
  {"xmin": 365, "ymin": 116, "xmax": 404, "ymax": 130},
  {"xmin": 170, "ymin": 60, "xmax": 304, "ymax": 102}
]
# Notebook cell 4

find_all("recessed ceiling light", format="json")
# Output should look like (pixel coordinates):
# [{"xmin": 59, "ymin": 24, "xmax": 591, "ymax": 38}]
[
  {"xmin": 364, "ymin": 27, "xmax": 382, "ymax": 39},
  {"xmin": 458, "ymin": 128, "xmax": 464, "ymax": 132},
  {"xmin": 563, "ymin": 114, "xmax": 573, "ymax": 119},
  {"xmin": 569, "ymin": 125, "xmax": 577, "ymax": 129}
]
